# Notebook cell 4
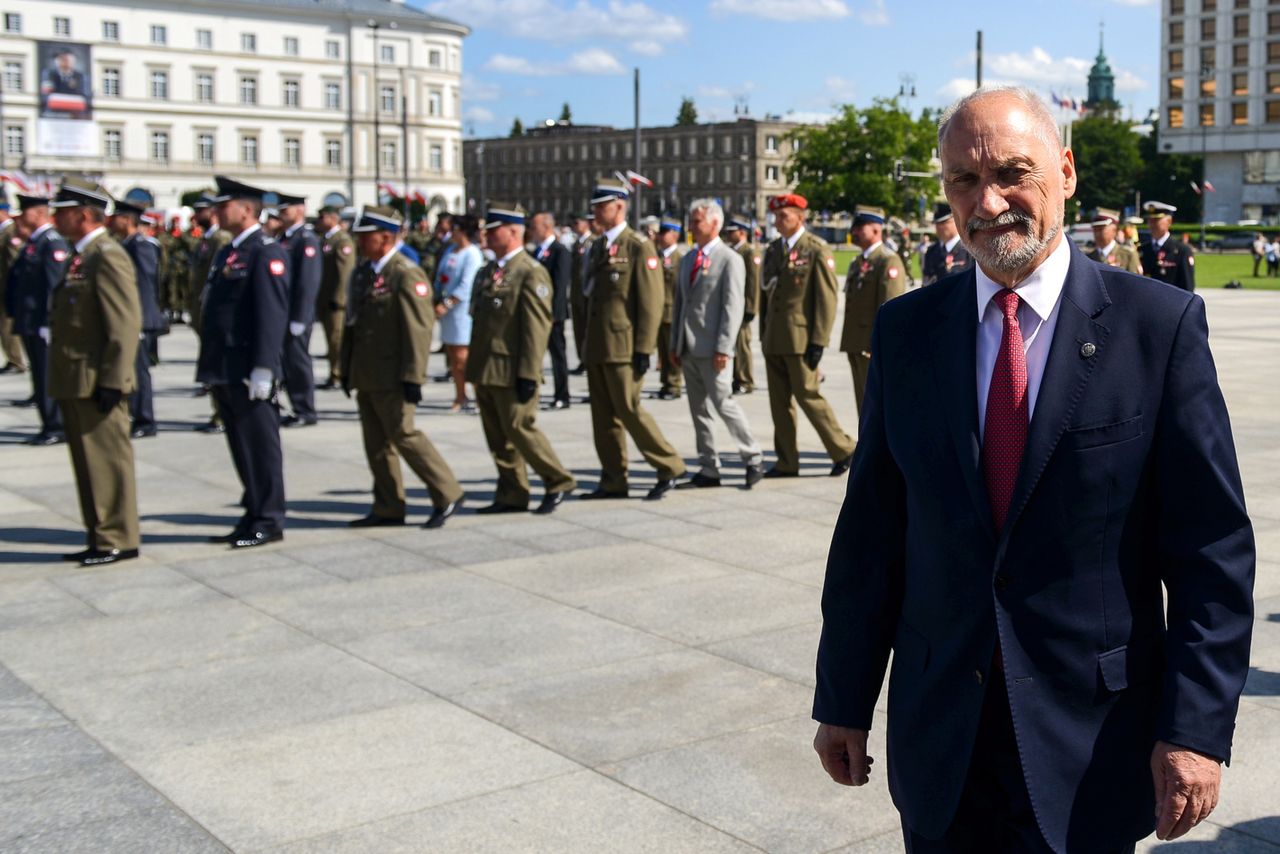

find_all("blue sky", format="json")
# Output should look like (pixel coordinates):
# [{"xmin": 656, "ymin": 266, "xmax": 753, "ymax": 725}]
[{"xmin": 420, "ymin": 0, "xmax": 1162, "ymax": 139}]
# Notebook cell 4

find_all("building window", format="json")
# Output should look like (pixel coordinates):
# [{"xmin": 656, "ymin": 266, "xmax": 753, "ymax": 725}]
[
  {"xmin": 430, "ymin": 143, "xmax": 443, "ymax": 172},
  {"xmin": 1168, "ymin": 77, "xmax": 1184, "ymax": 99},
  {"xmin": 1267, "ymin": 101, "xmax": 1280, "ymax": 123},
  {"xmin": 101, "ymin": 67, "xmax": 119, "ymax": 97},
  {"xmin": 197, "ymin": 29, "xmax": 212, "ymax": 50},
  {"xmin": 150, "ymin": 130, "xmax": 169, "ymax": 164},
  {"xmin": 1201, "ymin": 46, "xmax": 1216, "ymax": 70},
  {"xmin": 103, "ymin": 128, "xmax": 121, "ymax": 160},
  {"xmin": 705, "ymin": 165, "xmax": 715, "ymax": 182},
  {"xmin": 53, "ymin": 16, "xmax": 70, "ymax": 36},
  {"xmin": 3, "ymin": 61, "xmax": 21, "ymax": 92},
  {"xmin": 196, "ymin": 73, "xmax": 213, "ymax": 103},
  {"xmin": 283, "ymin": 79, "xmax": 300, "ymax": 108},
  {"xmin": 4, "ymin": 126, "xmax": 23, "ymax": 157},
  {"xmin": 325, "ymin": 139, "xmax": 342, "ymax": 168},
  {"xmin": 1201, "ymin": 17, "xmax": 1216, "ymax": 40},
  {"xmin": 1201, "ymin": 76, "xmax": 1216, "ymax": 98},
  {"xmin": 765, "ymin": 135, "xmax": 778, "ymax": 153},
  {"xmin": 284, "ymin": 136, "xmax": 300, "ymax": 169},
  {"xmin": 102, "ymin": 20, "xmax": 118, "ymax": 41},
  {"xmin": 740, "ymin": 164, "xmax": 750, "ymax": 183},
  {"xmin": 1169, "ymin": 21, "xmax": 1184, "ymax": 42},
  {"xmin": 722, "ymin": 164, "xmax": 732, "ymax": 182},
  {"xmin": 325, "ymin": 82, "xmax": 341, "ymax": 110},
  {"xmin": 150, "ymin": 25, "xmax": 166, "ymax": 45},
  {"xmin": 655, "ymin": 139, "xmax": 664, "ymax": 157},
  {"xmin": 1269, "ymin": 70, "xmax": 1280, "ymax": 93},
  {"xmin": 765, "ymin": 165, "xmax": 779, "ymax": 183},
  {"xmin": 687, "ymin": 166, "xmax": 696, "ymax": 184},
  {"xmin": 326, "ymin": 40, "xmax": 340, "ymax": 59},
  {"xmin": 1270, "ymin": 42, "xmax": 1280, "ymax": 63},
  {"xmin": 241, "ymin": 33, "xmax": 256, "ymax": 53},
  {"xmin": 1234, "ymin": 14, "xmax": 1249, "ymax": 38},
  {"xmin": 284, "ymin": 36, "xmax": 299, "ymax": 56},
  {"xmin": 1233, "ymin": 43, "xmax": 1249, "ymax": 65},
  {"xmin": 1169, "ymin": 49, "xmax": 1183, "ymax": 72},
  {"xmin": 240, "ymin": 75, "xmax": 257, "ymax": 105},
  {"xmin": 1232, "ymin": 102, "xmax": 1248, "ymax": 124},
  {"xmin": 380, "ymin": 85, "xmax": 396, "ymax": 114},
  {"xmin": 427, "ymin": 89, "xmax": 441, "ymax": 116},
  {"xmin": 380, "ymin": 140, "xmax": 397, "ymax": 170},
  {"xmin": 150, "ymin": 70, "xmax": 169, "ymax": 100},
  {"xmin": 1199, "ymin": 103, "xmax": 1214, "ymax": 127},
  {"xmin": 3, "ymin": 13, "xmax": 19, "ymax": 33},
  {"xmin": 429, "ymin": 49, "xmax": 442, "ymax": 68},
  {"xmin": 197, "ymin": 132, "xmax": 215, "ymax": 165},
  {"xmin": 1170, "ymin": 0, "xmax": 1184, "ymax": 14},
  {"xmin": 1271, "ymin": 12, "xmax": 1280, "ymax": 34},
  {"xmin": 1168, "ymin": 105, "xmax": 1184, "ymax": 128},
  {"xmin": 380, "ymin": 44, "xmax": 394, "ymax": 63},
  {"xmin": 1233, "ymin": 72, "xmax": 1248, "ymax": 96},
  {"xmin": 1203, "ymin": 0, "xmax": 1216, "ymax": 10},
  {"xmin": 241, "ymin": 135, "xmax": 258, "ymax": 166}
]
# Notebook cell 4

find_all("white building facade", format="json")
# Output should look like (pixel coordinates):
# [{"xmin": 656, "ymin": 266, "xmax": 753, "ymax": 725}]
[{"xmin": 0, "ymin": 0, "xmax": 468, "ymax": 212}]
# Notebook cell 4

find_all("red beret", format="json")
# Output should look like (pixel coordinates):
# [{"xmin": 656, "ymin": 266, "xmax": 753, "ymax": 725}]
[{"xmin": 769, "ymin": 193, "xmax": 807, "ymax": 212}]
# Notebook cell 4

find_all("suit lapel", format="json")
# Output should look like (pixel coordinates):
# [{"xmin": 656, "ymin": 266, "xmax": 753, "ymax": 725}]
[
  {"xmin": 1001, "ymin": 244, "xmax": 1111, "ymax": 538},
  {"xmin": 930, "ymin": 270, "xmax": 993, "ymax": 538}
]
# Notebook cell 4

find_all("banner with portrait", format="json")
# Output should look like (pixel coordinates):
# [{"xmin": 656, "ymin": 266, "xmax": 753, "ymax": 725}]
[{"xmin": 35, "ymin": 40, "xmax": 97, "ymax": 157}]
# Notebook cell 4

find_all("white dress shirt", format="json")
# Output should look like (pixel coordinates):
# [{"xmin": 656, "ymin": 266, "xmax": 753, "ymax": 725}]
[
  {"xmin": 231, "ymin": 223, "xmax": 261, "ymax": 249},
  {"xmin": 74, "ymin": 226, "xmax": 107, "ymax": 254},
  {"xmin": 784, "ymin": 227, "xmax": 805, "ymax": 252},
  {"xmin": 975, "ymin": 237, "xmax": 1070, "ymax": 440},
  {"xmin": 945, "ymin": 234, "xmax": 963, "ymax": 253},
  {"xmin": 603, "ymin": 221, "xmax": 627, "ymax": 248}
]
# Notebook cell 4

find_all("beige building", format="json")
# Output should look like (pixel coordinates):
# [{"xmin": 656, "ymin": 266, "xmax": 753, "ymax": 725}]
[{"xmin": 462, "ymin": 117, "xmax": 803, "ymax": 224}]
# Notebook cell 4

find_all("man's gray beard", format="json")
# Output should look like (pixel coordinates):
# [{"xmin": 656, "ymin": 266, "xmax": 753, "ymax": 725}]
[{"xmin": 965, "ymin": 215, "xmax": 1061, "ymax": 275}]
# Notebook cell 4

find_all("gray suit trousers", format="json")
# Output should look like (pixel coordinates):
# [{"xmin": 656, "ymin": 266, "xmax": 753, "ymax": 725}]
[{"xmin": 681, "ymin": 355, "xmax": 762, "ymax": 478}]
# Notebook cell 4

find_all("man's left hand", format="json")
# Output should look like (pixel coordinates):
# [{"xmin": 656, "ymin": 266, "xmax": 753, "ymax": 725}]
[
  {"xmin": 1151, "ymin": 740, "xmax": 1222, "ymax": 840},
  {"xmin": 713, "ymin": 352, "xmax": 729, "ymax": 374},
  {"xmin": 289, "ymin": 321, "xmax": 306, "ymax": 337}
]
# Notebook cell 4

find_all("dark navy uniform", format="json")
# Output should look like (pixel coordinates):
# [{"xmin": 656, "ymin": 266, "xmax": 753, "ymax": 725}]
[
  {"xmin": 532, "ymin": 235, "xmax": 572, "ymax": 406},
  {"xmin": 1139, "ymin": 236, "xmax": 1196, "ymax": 293},
  {"xmin": 279, "ymin": 214, "xmax": 322, "ymax": 424},
  {"xmin": 7, "ymin": 216, "xmax": 70, "ymax": 441},
  {"xmin": 921, "ymin": 238, "xmax": 972, "ymax": 286},
  {"xmin": 121, "ymin": 230, "xmax": 164, "ymax": 435},
  {"xmin": 197, "ymin": 219, "xmax": 290, "ymax": 540}
]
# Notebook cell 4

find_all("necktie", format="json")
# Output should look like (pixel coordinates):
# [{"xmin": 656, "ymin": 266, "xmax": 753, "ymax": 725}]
[
  {"xmin": 982, "ymin": 288, "xmax": 1028, "ymax": 534},
  {"xmin": 689, "ymin": 249, "xmax": 703, "ymax": 286}
]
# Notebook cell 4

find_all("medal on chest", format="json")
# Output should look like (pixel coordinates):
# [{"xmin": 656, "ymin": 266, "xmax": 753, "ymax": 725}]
[
  {"xmin": 369, "ymin": 274, "xmax": 389, "ymax": 298},
  {"xmin": 221, "ymin": 251, "xmax": 239, "ymax": 277}
]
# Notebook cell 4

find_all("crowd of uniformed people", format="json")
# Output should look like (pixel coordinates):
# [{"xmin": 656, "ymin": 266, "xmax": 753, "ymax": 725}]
[{"xmin": 0, "ymin": 172, "xmax": 1196, "ymax": 567}]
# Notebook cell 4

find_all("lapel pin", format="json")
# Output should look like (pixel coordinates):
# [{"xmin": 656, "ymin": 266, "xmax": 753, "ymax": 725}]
[{"xmin": 1080, "ymin": 342, "xmax": 1097, "ymax": 358}]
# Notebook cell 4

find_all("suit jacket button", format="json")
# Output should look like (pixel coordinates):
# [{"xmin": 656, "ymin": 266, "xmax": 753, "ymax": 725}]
[
  {"xmin": 974, "ymin": 669, "xmax": 984, "ymax": 685},
  {"xmin": 995, "ymin": 574, "xmax": 1009, "ymax": 591}
]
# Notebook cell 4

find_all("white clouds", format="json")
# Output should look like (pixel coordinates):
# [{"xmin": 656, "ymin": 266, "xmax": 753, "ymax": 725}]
[
  {"xmin": 936, "ymin": 78, "xmax": 978, "ymax": 102},
  {"xmin": 708, "ymin": 0, "xmax": 849, "ymax": 21},
  {"xmin": 697, "ymin": 85, "xmax": 733, "ymax": 99},
  {"xmin": 825, "ymin": 75, "xmax": 857, "ymax": 102},
  {"xmin": 781, "ymin": 109, "xmax": 836, "ymax": 125},
  {"xmin": 462, "ymin": 75, "xmax": 501, "ymax": 102},
  {"xmin": 464, "ymin": 106, "xmax": 496, "ymax": 123},
  {"xmin": 859, "ymin": 0, "xmax": 889, "ymax": 26},
  {"xmin": 484, "ymin": 48, "xmax": 625, "ymax": 76},
  {"xmin": 426, "ymin": 0, "xmax": 686, "ymax": 54},
  {"xmin": 935, "ymin": 47, "xmax": 1148, "ymax": 104}
]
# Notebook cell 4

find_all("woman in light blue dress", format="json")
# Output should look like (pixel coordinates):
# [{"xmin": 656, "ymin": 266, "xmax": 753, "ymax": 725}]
[{"xmin": 433, "ymin": 216, "xmax": 482, "ymax": 411}]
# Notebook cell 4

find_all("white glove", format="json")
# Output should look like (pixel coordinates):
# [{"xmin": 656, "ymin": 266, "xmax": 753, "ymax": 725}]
[
  {"xmin": 244, "ymin": 367, "xmax": 274, "ymax": 401},
  {"xmin": 38, "ymin": 326, "xmax": 50, "ymax": 344},
  {"xmin": 289, "ymin": 321, "xmax": 305, "ymax": 337}
]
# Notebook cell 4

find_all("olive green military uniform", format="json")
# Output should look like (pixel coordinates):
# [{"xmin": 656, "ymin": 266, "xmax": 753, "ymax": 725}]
[
  {"xmin": 49, "ymin": 231, "xmax": 142, "ymax": 552},
  {"xmin": 0, "ymin": 219, "xmax": 26, "ymax": 369},
  {"xmin": 1087, "ymin": 242, "xmax": 1142, "ymax": 275},
  {"xmin": 656, "ymin": 245, "xmax": 684, "ymax": 394},
  {"xmin": 733, "ymin": 240, "xmax": 761, "ymax": 392},
  {"xmin": 569, "ymin": 234, "xmax": 594, "ymax": 363},
  {"xmin": 341, "ymin": 251, "xmax": 463, "ymax": 520},
  {"xmin": 842, "ymin": 243, "xmax": 907, "ymax": 410},
  {"xmin": 584, "ymin": 225, "xmax": 686, "ymax": 493},
  {"xmin": 154, "ymin": 229, "xmax": 181, "ymax": 315},
  {"xmin": 466, "ymin": 249, "xmax": 575, "ymax": 506},
  {"xmin": 761, "ymin": 230, "xmax": 856, "ymax": 474},
  {"xmin": 317, "ymin": 226, "xmax": 356, "ymax": 383},
  {"xmin": 189, "ymin": 226, "xmax": 232, "ymax": 426}
]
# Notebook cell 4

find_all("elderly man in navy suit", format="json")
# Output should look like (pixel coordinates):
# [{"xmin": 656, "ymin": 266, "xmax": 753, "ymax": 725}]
[{"xmin": 813, "ymin": 86, "xmax": 1255, "ymax": 853}]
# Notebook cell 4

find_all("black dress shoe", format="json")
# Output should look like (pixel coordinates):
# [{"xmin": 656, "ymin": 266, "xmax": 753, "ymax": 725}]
[
  {"xmin": 348, "ymin": 514, "xmax": 404, "ymax": 528},
  {"xmin": 318, "ymin": 378, "xmax": 338, "ymax": 391},
  {"xmin": 0, "ymin": 364, "xmax": 25, "ymax": 374},
  {"xmin": 26, "ymin": 432, "xmax": 63, "ymax": 446},
  {"xmin": 10, "ymin": 397, "xmax": 36, "ymax": 408},
  {"xmin": 676, "ymin": 473, "xmax": 721, "ymax": 489},
  {"xmin": 62, "ymin": 547, "xmax": 95, "ymax": 562},
  {"xmin": 424, "ymin": 497, "xmax": 464, "ymax": 528},
  {"xmin": 744, "ymin": 465, "xmax": 763, "ymax": 489},
  {"xmin": 763, "ymin": 467, "xmax": 798, "ymax": 479},
  {"xmin": 570, "ymin": 365, "xmax": 587, "ymax": 376},
  {"xmin": 130, "ymin": 427, "xmax": 157, "ymax": 439},
  {"xmin": 548, "ymin": 399, "xmax": 570, "ymax": 410},
  {"xmin": 280, "ymin": 414, "xmax": 318, "ymax": 428},
  {"xmin": 80, "ymin": 548, "xmax": 139, "ymax": 567},
  {"xmin": 829, "ymin": 452, "xmax": 855, "ymax": 477},
  {"xmin": 654, "ymin": 388, "xmax": 682, "ymax": 401},
  {"xmin": 645, "ymin": 478, "xmax": 677, "ymax": 501},
  {"xmin": 733, "ymin": 386, "xmax": 754, "ymax": 397},
  {"xmin": 579, "ymin": 488, "xmax": 627, "ymax": 500},
  {"xmin": 231, "ymin": 530, "xmax": 284, "ymax": 549},
  {"xmin": 476, "ymin": 502, "xmax": 527, "ymax": 515},
  {"xmin": 534, "ymin": 491, "xmax": 567, "ymax": 515},
  {"xmin": 196, "ymin": 420, "xmax": 224, "ymax": 434}
]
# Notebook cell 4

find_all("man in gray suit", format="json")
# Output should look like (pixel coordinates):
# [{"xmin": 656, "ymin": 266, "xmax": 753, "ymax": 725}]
[{"xmin": 670, "ymin": 199, "xmax": 764, "ymax": 489}]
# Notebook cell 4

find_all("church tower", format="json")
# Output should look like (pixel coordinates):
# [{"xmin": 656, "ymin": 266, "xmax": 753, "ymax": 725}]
[{"xmin": 1085, "ymin": 23, "xmax": 1120, "ymax": 115}]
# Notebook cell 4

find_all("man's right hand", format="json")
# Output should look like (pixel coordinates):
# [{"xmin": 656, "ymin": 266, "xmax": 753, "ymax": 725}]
[
  {"xmin": 814, "ymin": 724, "xmax": 873, "ymax": 786},
  {"xmin": 804, "ymin": 343, "xmax": 824, "ymax": 371},
  {"xmin": 669, "ymin": 350, "xmax": 681, "ymax": 369}
]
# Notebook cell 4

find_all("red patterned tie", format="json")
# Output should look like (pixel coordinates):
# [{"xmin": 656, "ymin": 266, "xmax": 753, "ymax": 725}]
[
  {"xmin": 689, "ymin": 249, "xmax": 703, "ymax": 286},
  {"xmin": 983, "ymin": 288, "xmax": 1028, "ymax": 534}
]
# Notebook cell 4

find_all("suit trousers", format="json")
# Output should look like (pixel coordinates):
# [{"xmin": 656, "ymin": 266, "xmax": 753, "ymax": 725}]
[
  {"xmin": 320, "ymin": 307, "xmax": 345, "ymax": 381},
  {"xmin": 548, "ymin": 320, "xmax": 570, "ymax": 403},
  {"xmin": 356, "ymin": 389, "xmax": 463, "ymax": 518},
  {"xmin": 129, "ymin": 331, "xmax": 157, "ymax": 431},
  {"xmin": 476, "ymin": 384, "xmax": 576, "ymax": 506},
  {"xmin": 570, "ymin": 294, "xmax": 588, "ymax": 365},
  {"xmin": 1, "ymin": 312, "xmax": 25, "ymax": 369},
  {"xmin": 22, "ymin": 334, "xmax": 62, "ymax": 434},
  {"xmin": 848, "ymin": 351, "xmax": 871, "ymax": 419},
  {"xmin": 681, "ymin": 356, "xmax": 762, "ymax": 479},
  {"xmin": 586, "ymin": 361, "xmax": 687, "ymax": 493},
  {"xmin": 764, "ymin": 353, "xmax": 855, "ymax": 474},
  {"xmin": 656, "ymin": 321, "xmax": 682, "ymax": 391},
  {"xmin": 212, "ymin": 383, "xmax": 286, "ymax": 535},
  {"xmin": 60, "ymin": 397, "xmax": 139, "ymax": 551},
  {"xmin": 281, "ymin": 326, "xmax": 316, "ymax": 419},
  {"xmin": 733, "ymin": 323, "xmax": 755, "ymax": 391}
]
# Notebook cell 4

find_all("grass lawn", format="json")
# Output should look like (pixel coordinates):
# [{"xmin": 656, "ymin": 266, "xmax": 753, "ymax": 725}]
[{"xmin": 829, "ymin": 247, "xmax": 1280, "ymax": 291}]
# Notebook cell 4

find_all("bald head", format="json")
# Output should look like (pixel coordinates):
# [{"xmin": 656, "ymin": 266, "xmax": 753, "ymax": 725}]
[{"xmin": 938, "ymin": 86, "xmax": 1060, "ymax": 155}]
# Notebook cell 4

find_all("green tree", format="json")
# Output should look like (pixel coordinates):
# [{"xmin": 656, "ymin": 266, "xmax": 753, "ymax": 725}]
[
  {"xmin": 558, "ymin": 102, "xmax": 572, "ymax": 123},
  {"xmin": 509, "ymin": 117, "xmax": 525, "ymax": 137},
  {"xmin": 1070, "ymin": 116, "xmax": 1143, "ymax": 214},
  {"xmin": 675, "ymin": 97, "xmax": 698, "ymax": 126},
  {"xmin": 1135, "ymin": 125, "xmax": 1202, "ymax": 221},
  {"xmin": 785, "ymin": 98, "xmax": 939, "ymax": 218}
]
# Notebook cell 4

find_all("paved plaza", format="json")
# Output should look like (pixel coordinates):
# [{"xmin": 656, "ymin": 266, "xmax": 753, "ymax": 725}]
[{"xmin": 0, "ymin": 289, "xmax": 1277, "ymax": 853}]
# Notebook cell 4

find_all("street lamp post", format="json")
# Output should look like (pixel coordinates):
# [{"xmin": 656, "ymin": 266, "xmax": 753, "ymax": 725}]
[
  {"xmin": 1199, "ymin": 63, "xmax": 1212, "ymax": 249},
  {"xmin": 370, "ymin": 20, "xmax": 381, "ymax": 203}
]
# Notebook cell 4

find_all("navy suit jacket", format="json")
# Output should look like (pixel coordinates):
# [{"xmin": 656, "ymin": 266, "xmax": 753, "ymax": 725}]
[
  {"xmin": 196, "ymin": 228, "xmax": 290, "ymax": 385},
  {"xmin": 280, "ymin": 225, "xmax": 322, "ymax": 326},
  {"xmin": 534, "ymin": 240, "xmax": 572, "ymax": 321},
  {"xmin": 122, "ymin": 233, "xmax": 165, "ymax": 333},
  {"xmin": 6, "ymin": 227, "xmax": 70, "ymax": 334},
  {"xmin": 814, "ymin": 243, "xmax": 1254, "ymax": 853}
]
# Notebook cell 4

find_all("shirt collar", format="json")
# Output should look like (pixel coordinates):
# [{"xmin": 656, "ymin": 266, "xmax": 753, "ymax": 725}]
[
  {"xmin": 604, "ymin": 221, "xmax": 627, "ymax": 246},
  {"xmin": 945, "ymin": 234, "xmax": 962, "ymax": 252},
  {"xmin": 662, "ymin": 244, "xmax": 679, "ymax": 258},
  {"xmin": 497, "ymin": 247, "xmax": 523, "ymax": 268},
  {"xmin": 1154, "ymin": 233, "xmax": 1170, "ymax": 248},
  {"xmin": 862, "ymin": 241, "xmax": 882, "ymax": 258},
  {"xmin": 785, "ymin": 227, "xmax": 805, "ymax": 251},
  {"xmin": 537, "ymin": 236, "xmax": 555, "ymax": 253},
  {"xmin": 325, "ymin": 225, "xmax": 341, "ymax": 238},
  {"xmin": 75, "ymin": 226, "xmax": 107, "ymax": 254},
  {"xmin": 695, "ymin": 237, "xmax": 722, "ymax": 256},
  {"xmin": 32, "ymin": 223, "xmax": 53, "ymax": 240},
  {"xmin": 206, "ymin": 225, "xmax": 219, "ymax": 237},
  {"xmin": 975, "ymin": 237, "xmax": 1071, "ymax": 324},
  {"xmin": 231, "ymin": 223, "xmax": 261, "ymax": 248},
  {"xmin": 285, "ymin": 222, "xmax": 304, "ymax": 238},
  {"xmin": 1098, "ymin": 240, "xmax": 1117, "ymax": 257},
  {"xmin": 373, "ymin": 243, "xmax": 401, "ymax": 274}
]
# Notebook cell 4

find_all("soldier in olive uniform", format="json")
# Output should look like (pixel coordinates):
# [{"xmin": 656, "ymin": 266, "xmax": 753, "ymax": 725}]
[
  {"xmin": 187, "ymin": 195, "xmax": 231, "ymax": 433},
  {"xmin": 567, "ymin": 213, "xmax": 595, "ymax": 373},
  {"xmin": 405, "ymin": 218, "xmax": 433, "ymax": 270},
  {"xmin": 654, "ymin": 217, "xmax": 684, "ymax": 400},
  {"xmin": 47, "ymin": 179, "xmax": 142, "ymax": 567},
  {"xmin": 723, "ymin": 216, "xmax": 760, "ymax": 395},
  {"xmin": 1087, "ymin": 207, "xmax": 1142, "ymax": 274},
  {"xmin": 342, "ymin": 206, "xmax": 464, "ymax": 529},
  {"xmin": 316, "ymin": 204, "xmax": 356, "ymax": 389},
  {"xmin": 467, "ymin": 204, "xmax": 576, "ymax": 514},
  {"xmin": 154, "ymin": 220, "xmax": 181, "ymax": 321},
  {"xmin": 759, "ymin": 193, "xmax": 856, "ymax": 477},
  {"xmin": 842, "ymin": 205, "xmax": 907, "ymax": 414},
  {"xmin": 0, "ymin": 200, "xmax": 27, "ymax": 373},
  {"xmin": 1140, "ymin": 201, "xmax": 1195, "ymax": 292},
  {"xmin": 581, "ymin": 178, "xmax": 686, "ymax": 500}
]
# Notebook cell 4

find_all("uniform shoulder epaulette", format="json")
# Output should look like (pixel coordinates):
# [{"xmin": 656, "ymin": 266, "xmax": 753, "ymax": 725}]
[{"xmin": 142, "ymin": 235, "xmax": 161, "ymax": 247}]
